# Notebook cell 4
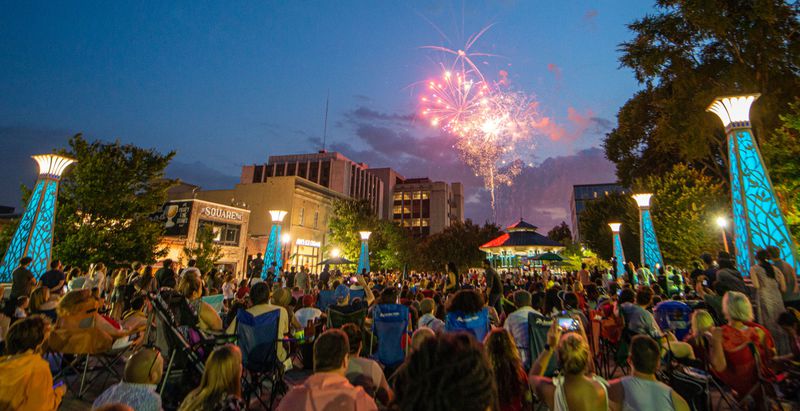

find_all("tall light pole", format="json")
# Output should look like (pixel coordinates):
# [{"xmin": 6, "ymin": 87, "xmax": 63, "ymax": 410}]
[
  {"xmin": 261, "ymin": 210, "xmax": 287, "ymax": 278},
  {"xmin": 0, "ymin": 154, "xmax": 75, "ymax": 280},
  {"xmin": 632, "ymin": 193, "xmax": 664, "ymax": 270},
  {"xmin": 280, "ymin": 232, "xmax": 291, "ymax": 271},
  {"xmin": 716, "ymin": 216, "xmax": 729, "ymax": 253},
  {"xmin": 356, "ymin": 231, "xmax": 371, "ymax": 275},
  {"xmin": 608, "ymin": 223, "xmax": 626, "ymax": 279},
  {"xmin": 708, "ymin": 95, "xmax": 799, "ymax": 274}
]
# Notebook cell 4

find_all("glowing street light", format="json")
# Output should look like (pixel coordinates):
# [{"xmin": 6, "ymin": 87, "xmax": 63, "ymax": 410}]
[
  {"xmin": 0, "ymin": 154, "xmax": 75, "ymax": 281},
  {"xmin": 357, "ymin": 231, "xmax": 372, "ymax": 275},
  {"xmin": 331, "ymin": 248, "xmax": 341, "ymax": 258},
  {"xmin": 716, "ymin": 216, "xmax": 730, "ymax": 253},
  {"xmin": 608, "ymin": 223, "xmax": 626, "ymax": 279},
  {"xmin": 262, "ymin": 209, "xmax": 288, "ymax": 278},
  {"xmin": 708, "ymin": 94, "xmax": 799, "ymax": 274},
  {"xmin": 631, "ymin": 193, "xmax": 664, "ymax": 270}
]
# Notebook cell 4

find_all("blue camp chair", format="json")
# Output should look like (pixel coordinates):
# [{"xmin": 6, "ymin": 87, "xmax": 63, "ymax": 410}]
[
  {"xmin": 527, "ymin": 311, "xmax": 558, "ymax": 376},
  {"xmin": 370, "ymin": 304, "xmax": 410, "ymax": 367},
  {"xmin": 350, "ymin": 288, "xmax": 367, "ymax": 302},
  {"xmin": 653, "ymin": 300, "xmax": 692, "ymax": 341},
  {"xmin": 317, "ymin": 290, "xmax": 335, "ymax": 311},
  {"xmin": 444, "ymin": 308, "xmax": 491, "ymax": 342},
  {"xmin": 235, "ymin": 309, "xmax": 286, "ymax": 411},
  {"xmin": 201, "ymin": 294, "xmax": 224, "ymax": 314}
]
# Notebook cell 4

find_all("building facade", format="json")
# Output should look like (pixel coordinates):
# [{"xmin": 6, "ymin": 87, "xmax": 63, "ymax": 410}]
[
  {"xmin": 390, "ymin": 178, "xmax": 464, "ymax": 237},
  {"xmin": 569, "ymin": 183, "xmax": 631, "ymax": 243},
  {"xmin": 242, "ymin": 151, "xmax": 383, "ymax": 217},
  {"xmin": 155, "ymin": 199, "xmax": 250, "ymax": 275},
  {"xmin": 191, "ymin": 176, "xmax": 349, "ymax": 274}
]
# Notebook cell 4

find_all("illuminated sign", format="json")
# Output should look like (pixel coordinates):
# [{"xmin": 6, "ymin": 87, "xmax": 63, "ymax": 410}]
[
  {"xmin": 295, "ymin": 238, "xmax": 321, "ymax": 248},
  {"xmin": 200, "ymin": 206, "xmax": 243, "ymax": 222}
]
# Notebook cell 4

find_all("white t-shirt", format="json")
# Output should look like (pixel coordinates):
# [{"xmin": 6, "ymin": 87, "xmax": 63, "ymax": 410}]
[
  {"xmin": 295, "ymin": 307, "xmax": 322, "ymax": 327},
  {"xmin": 222, "ymin": 282, "xmax": 235, "ymax": 299},
  {"xmin": 346, "ymin": 356, "xmax": 386, "ymax": 391}
]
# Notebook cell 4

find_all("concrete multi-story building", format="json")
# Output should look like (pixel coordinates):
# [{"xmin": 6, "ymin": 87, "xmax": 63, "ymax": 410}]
[
  {"xmin": 390, "ymin": 178, "xmax": 464, "ymax": 237},
  {"xmin": 242, "ymin": 151, "xmax": 383, "ymax": 217},
  {"xmin": 570, "ymin": 183, "xmax": 631, "ymax": 243}
]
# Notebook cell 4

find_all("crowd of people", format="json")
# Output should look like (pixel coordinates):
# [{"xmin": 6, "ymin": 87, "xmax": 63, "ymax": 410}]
[{"xmin": 0, "ymin": 246, "xmax": 798, "ymax": 410}]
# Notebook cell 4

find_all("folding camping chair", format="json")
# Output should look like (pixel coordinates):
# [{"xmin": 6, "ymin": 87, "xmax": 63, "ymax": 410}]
[
  {"xmin": 654, "ymin": 300, "xmax": 692, "ymax": 341},
  {"xmin": 527, "ymin": 311, "xmax": 558, "ymax": 376},
  {"xmin": 370, "ymin": 304, "xmax": 411, "ymax": 369},
  {"xmin": 235, "ymin": 308, "xmax": 288, "ymax": 411},
  {"xmin": 317, "ymin": 290, "xmax": 335, "ymax": 311},
  {"xmin": 350, "ymin": 288, "xmax": 367, "ymax": 302},
  {"xmin": 444, "ymin": 307, "xmax": 491, "ymax": 342},
  {"xmin": 327, "ymin": 307, "xmax": 367, "ymax": 329}
]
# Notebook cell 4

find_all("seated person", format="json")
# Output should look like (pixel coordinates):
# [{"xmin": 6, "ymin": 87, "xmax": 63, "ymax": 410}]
[
  {"xmin": 0, "ymin": 315, "xmax": 65, "ymax": 410},
  {"xmin": 29, "ymin": 286, "xmax": 58, "ymax": 322},
  {"xmin": 410, "ymin": 327, "xmax": 435, "ymax": 352},
  {"xmin": 226, "ymin": 282, "xmax": 290, "ymax": 368},
  {"xmin": 617, "ymin": 287, "xmax": 694, "ymax": 360},
  {"xmin": 608, "ymin": 335, "xmax": 690, "ymax": 411},
  {"xmin": 57, "ymin": 288, "xmax": 130, "ymax": 340},
  {"xmin": 272, "ymin": 287, "xmax": 302, "ymax": 332},
  {"xmin": 528, "ymin": 324, "xmax": 608, "ymax": 411},
  {"xmin": 683, "ymin": 309, "xmax": 714, "ymax": 364},
  {"xmin": 709, "ymin": 291, "xmax": 777, "ymax": 403},
  {"xmin": 776, "ymin": 308, "xmax": 800, "ymax": 362},
  {"xmin": 93, "ymin": 348, "xmax": 163, "ymax": 411},
  {"xmin": 176, "ymin": 272, "xmax": 222, "ymax": 332},
  {"xmin": 277, "ymin": 329, "xmax": 377, "ymax": 411},
  {"xmin": 444, "ymin": 289, "xmax": 490, "ymax": 342},
  {"xmin": 295, "ymin": 294, "xmax": 323, "ymax": 328},
  {"xmin": 417, "ymin": 298, "xmax": 444, "ymax": 333},
  {"xmin": 329, "ymin": 276, "xmax": 375, "ymax": 315},
  {"xmin": 342, "ymin": 323, "xmax": 393, "ymax": 403}
]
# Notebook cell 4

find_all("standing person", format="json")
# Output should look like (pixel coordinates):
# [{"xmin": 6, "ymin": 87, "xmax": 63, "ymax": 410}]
[
  {"xmin": 39, "ymin": 259, "xmax": 66, "ymax": 295},
  {"xmin": 541, "ymin": 264, "xmax": 552, "ymax": 287},
  {"xmin": 9, "ymin": 257, "xmax": 36, "ymax": 301},
  {"xmin": 179, "ymin": 345, "xmax": 245, "ymax": 411},
  {"xmin": 179, "ymin": 259, "xmax": 198, "ymax": 278},
  {"xmin": 484, "ymin": 329, "xmax": 532, "ymax": 411},
  {"xmin": 578, "ymin": 263, "xmax": 591, "ymax": 287},
  {"xmin": 750, "ymin": 248, "xmax": 788, "ymax": 354},
  {"xmin": 265, "ymin": 262, "xmax": 277, "ymax": 289},
  {"xmin": 0, "ymin": 315, "xmax": 66, "ymax": 410},
  {"xmin": 483, "ymin": 259, "xmax": 503, "ymax": 315},
  {"xmin": 277, "ymin": 329, "xmax": 378, "ymax": 411},
  {"xmin": 155, "ymin": 259, "xmax": 176, "ymax": 289},
  {"xmin": 295, "ymin": 266, "xmax": 309, "ymax": 293},
  {"xmin": 285, "ymin": 266, "xmax": 297, "ymax": 288},
  {"xmin": 135, "ymin": 266, "xmax": 158, "ymax": 294},
  {"xmin": 769, "ymin": 245, "xmax": 800, "ymax": 310},
  {"xmin": 250, "ymin": 253, "xmax": 264, "ymax": 281},
  {"xmin": 445, "ymin": 261, "xmax": 460, "ymax": 294},
  {"xmin": 700, "ymin": 253, "xmax": 718, "ymax": 286},
  {"xmin": 607, "ymin": 335, "xmax": 690, "ymax": 411},
  {"xmin": 317, "ymin": 267, "xmax": 329, "ymax": 289}
]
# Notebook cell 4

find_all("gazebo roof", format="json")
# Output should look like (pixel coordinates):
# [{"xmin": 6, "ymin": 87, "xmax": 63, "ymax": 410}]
[{"xmin": 481, "ymin": 219, "xmax": 563, "ymax": 249}]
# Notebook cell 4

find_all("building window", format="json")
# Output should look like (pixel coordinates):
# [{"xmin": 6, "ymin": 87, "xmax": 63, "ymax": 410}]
[
  {"xmin": 275, "ymin": 164, "xmax": 285, "ymax": 177},
  {"xmin": 421, "ymin": 191, "xmax": 430, "ymax": 200},
  {"xmin": 309, "ymin": 161, "xmax": 319, "ymax": 183},
  {"xmin": 253, "ymin": 165, "xmax": 264, "ymax": 183},
  {"xmin": 287, "ymin": 163, "xmax": 297, "ymax": 176},
  {"xmin": 313, "ymin": 210, "xmax": 319, "ymax": 229},
  {"xmin": 393, "ymin": 193, "xmax": 403, "ymax": 202},
  {"xmin": 413, "ymin": 191, "xmax": 422, "ymax": 200},
  {"xmin": 298, "ymin": 207, "xmax": 305, "ymax": 226},
  {"xmin": 298, "ymin": 162, "xmax": 307, "ymax": 178},
  {"xmin": 320, "ymin": 161, "xmax": 330, "ymax": 187},
  {"xmin": 198, "ymin": 220, "xmax": 241, "ymax": 246},
  {"xmin": 266, "ymin": 164, "xmax": 275, "ymax": 177}
]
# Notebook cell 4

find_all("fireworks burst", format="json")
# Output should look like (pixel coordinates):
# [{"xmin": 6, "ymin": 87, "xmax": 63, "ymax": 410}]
[{"xmin": 419, "ymin": 26, "xmax": 538, "ymax": 221}]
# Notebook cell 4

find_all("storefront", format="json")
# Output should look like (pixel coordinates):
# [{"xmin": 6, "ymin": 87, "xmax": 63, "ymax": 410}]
[{"xmin": 154, "ymin": 199, "xmax": 250, "ymax": 275}]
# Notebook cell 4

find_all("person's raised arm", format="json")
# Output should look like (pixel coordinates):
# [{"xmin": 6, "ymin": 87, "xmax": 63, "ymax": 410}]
[
  {"xmin": 357, "ymin": 275, "xmax": 375, "ymax": 305},
  {"xmin": 749, "ymin": 266, "xmax": 761, "ymax": 289},
  {"xmin": 708, "ymin": 327, "xmax": 726, "ymax": 373},
  {"xmin": 775, "ymin": 267, "xmax": 786, "ymax": 294}
]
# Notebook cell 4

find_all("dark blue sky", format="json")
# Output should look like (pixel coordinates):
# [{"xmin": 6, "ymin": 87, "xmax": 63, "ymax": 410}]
[{"xmin": 0, "ymin": 1, "xmax": 655, "ymax": 228}]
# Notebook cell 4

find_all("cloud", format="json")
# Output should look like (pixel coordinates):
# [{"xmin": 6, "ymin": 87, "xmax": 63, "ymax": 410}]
[
  {"xmin": 533, "ymin": 107, "xmax": 612, "ymax": 142},
  {"xmin": 347, "ymin": 107, "xmax": 414, "ymax": 123},
  {"xmin": 546, "ymin": 63, "xmax": 562, "ymax": 81},
  {"xmin": 165, "ymin": 161, "xmax": 239, "ymax": 190},
  {"xmin": 352, "ymin": 94, "xmax": 372, "ymax": 102},
  {"xmin": 583, "ymin": 9, "xmax": 599, "ymax": 30}
]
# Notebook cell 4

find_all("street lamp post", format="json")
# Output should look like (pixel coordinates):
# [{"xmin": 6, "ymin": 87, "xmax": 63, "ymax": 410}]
[
  {"xmin": 356, "ymin": 231, "xmax": 371, "ymax": 275},
  {"xmin": 261, "ymin": 210, "xmax": 287, "ymax": 279},
  {"xmin": 281, "ymin": 233, "xmax": 291, "ymax": 273},
  {"xmin": 716, "ymin": 216, "xmax": 730, "ymax": 253},
  {"xmin": 632, "ymin": 193, "xmax": 664, "ymax": 270},
  {"xmin": 608, "ymin": 223, "xmax": 626, "ymax": 279},
  {"xmin": 708, "ymin": 95, "xmax": 799, "ymax": 274},
  {"xmin": 0, "ymin": 154, "xmax": 75, "ymax": 281}
]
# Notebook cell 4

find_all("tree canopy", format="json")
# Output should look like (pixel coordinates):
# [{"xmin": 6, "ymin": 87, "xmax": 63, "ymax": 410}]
[{"xmin": 547, "ymin": 221, "xmax": 573, "ymax": 246}]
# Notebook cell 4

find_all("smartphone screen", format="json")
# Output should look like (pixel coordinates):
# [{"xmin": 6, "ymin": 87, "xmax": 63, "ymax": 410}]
[{"xmin": 558, "ymin": 317, "xmax": 578, "ymax": 331}]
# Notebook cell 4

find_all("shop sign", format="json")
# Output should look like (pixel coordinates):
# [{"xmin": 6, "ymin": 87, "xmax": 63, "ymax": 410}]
[
  {"xmin": 200, "ymin": 206, "xmax": 243, "ymax": 221},
  {"xmin": 154, "ymin": 201, "xmax": 192, "ymax": 236},
  {"xmin": 295, "ymin": 238, "xmax": 321, "ymax": 248}
]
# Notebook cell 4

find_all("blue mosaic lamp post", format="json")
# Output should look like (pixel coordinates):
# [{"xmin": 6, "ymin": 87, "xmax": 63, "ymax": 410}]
[
  {"xmin": 632, "ymin": 193, "xmax": 665, "ymax": 270},
  {"xmin": 261, "ymin": 210, "xmax": 287, "ymax": 278},
  {"xmin": 356, "ymin": 231, "xmax": 371, "ymax": 275},
  {"xmin": 0, "ymin": 154, "xmax": 75, "ymax": 281},
  {"xmin": 608, "ymin": 223, "xmax": 626, "ymax": 278},
  {"xmin": 708, "ymin": 94, "xmax": 800, "ymax": 274}
]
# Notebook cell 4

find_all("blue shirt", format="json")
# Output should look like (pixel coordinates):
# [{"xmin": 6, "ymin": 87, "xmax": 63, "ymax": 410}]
[{"xmin": 93, "ymin": 382, "xmax": 162, "ymax": 411}]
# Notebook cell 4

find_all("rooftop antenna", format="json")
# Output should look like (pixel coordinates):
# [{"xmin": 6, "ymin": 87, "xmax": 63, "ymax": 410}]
[{"xmin": 322, "ymin": 90, "xmax": 330, "ymax": 152}]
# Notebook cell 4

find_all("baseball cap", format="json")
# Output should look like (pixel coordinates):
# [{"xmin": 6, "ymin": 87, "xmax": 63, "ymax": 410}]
[{"xmin": 334, "ymin": 284, "xmax": 350, "ymax": 302}]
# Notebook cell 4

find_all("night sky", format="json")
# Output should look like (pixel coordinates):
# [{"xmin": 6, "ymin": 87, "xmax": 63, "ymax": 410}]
[{"xmin": 0, "ymin": 1, "xmax": 654, "ymax": 230}]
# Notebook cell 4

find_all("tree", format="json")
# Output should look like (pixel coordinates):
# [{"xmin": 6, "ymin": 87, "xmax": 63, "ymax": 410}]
[
  {"xmin": 762, "ymin": 100, "xmax": 800, "ymax": 240},
  {"xmin": 417, "ymin": 220, "xmax": 500, "ymax": 272},
  {"xmin": 604, "ymin": 0, "xmax": 800, "ymax": 187},
  {"xmin": 373, "ymin": 220, "xmax": 418, "ymax": 271},
  {"xmin": 641, "ymin": 164, "xmax": 726, "ymax": 267},
  {"xmin": 327, "ymin": 198, "xmax": 377, "ymax": 264},
  {"xmin": 182, "ymin": 225, "xmax": 223, "ymax": 273},
  {"xmin": 53, "ymin": 135, "xmax": 175, "ymax": 266},
  {"xmin": 547, "ymin": 221, "xmax": 572, "ymax": 245},
  {"xmin": 579, "ymin": 192, "xmax": 640, "ymax": 263}
]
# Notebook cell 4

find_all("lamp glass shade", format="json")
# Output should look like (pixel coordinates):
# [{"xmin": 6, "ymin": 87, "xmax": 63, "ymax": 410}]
[
  {"xmin": 632, "ymin": 193, "xmax": 653, "ymax": 208},
  {"xmin": 32, "ymin": 154, "xmax": 75, "ymax": 178},
  {"xmin": 269, "ymin": 210, "xmax": 288, "ymax": 223},
  {"xmin": 359, "ymin": 231, "xmax": 372, "ymax": 240},
  {"xmin": 707, "ymin": 94, "xmax": 759, "ymax": 127},
  {"xmin": 608, "ymin": 223, "xmax": 622, "ymax": 233}
]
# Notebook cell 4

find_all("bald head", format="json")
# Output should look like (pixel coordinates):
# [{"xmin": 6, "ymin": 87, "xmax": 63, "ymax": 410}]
[
  {"xmin": 411, "ymin": 327, "xmax": 435, "ymax": 351},
  {"xmin": 124, "ymin": 348, "xmax": 163, "ymax": 384}
]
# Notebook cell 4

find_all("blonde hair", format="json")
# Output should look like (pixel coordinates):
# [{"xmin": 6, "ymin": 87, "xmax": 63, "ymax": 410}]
[
  {"xmin": 57, "ymin": 289, "xmax": 95, "ymax": 317},
  {"xmin": 179, "ymin": 345, "xmax": 242, "ymax": 411},
  {"xmin": 29, "ymin": 287, "xmax": 50, "ymax": 312},
  {"xmin": 177, "ymin": 271, "xmax": 203, "ymax": 299},
  {"xmin": 114, "ymin": 269, "xmax": 129, "ymax": 287},
  {"xmin": 723, "ymin": 291, "xmax": 753, "ymax": 322},
  {"xmin": 557, "ymin": 332, "xmax": 590, "ymax": 375},
  {"xmin": 691, "ymin": 309, "xmax": 714, "ymax": 338}
]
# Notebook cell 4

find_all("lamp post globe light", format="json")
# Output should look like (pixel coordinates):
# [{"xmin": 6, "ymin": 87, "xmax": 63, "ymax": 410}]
[
  {"xmin": 0, "ymin": 154, "xmax": 75, "ymax": 281},
  {"xmin": 707, "ymin": 94, "xmax": 799, "ymax": 274},
  {"xmin": 632, "ymin": 193, "xmax": 665, "ymax": 270},
  {"xmin": 331, "ymin": 248, "xmax": 340, "ymax": 258},
  {"xmin": 261, "ymin": 210, "xmax": 287, "ymax": 278},
  {"xmin": 716, "ymin": 216, "xmax": 730, "ymax": 253},
  {"xmin": 608, "ymin": 223, "xmax": 626, "ymax": 279},
  {"xmin": 357, "ymin": 231, "xmax": 371, "ymax": 275}
]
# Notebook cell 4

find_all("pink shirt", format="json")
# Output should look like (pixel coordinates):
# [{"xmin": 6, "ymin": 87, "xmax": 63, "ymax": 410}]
[{"xmin": 276, "ymin": 372, "xmax": 378, "ymax": 411}]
